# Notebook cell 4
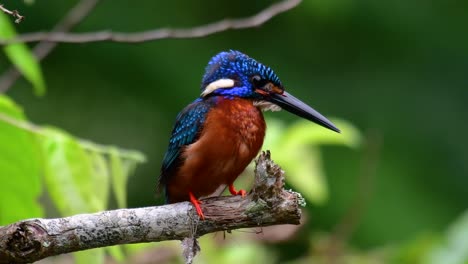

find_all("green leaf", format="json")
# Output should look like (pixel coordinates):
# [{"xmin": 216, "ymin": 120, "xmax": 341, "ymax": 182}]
[
  {"xmin": 1, "ymin": 115, "xmax": 145, "ymax": 217},
  {"xmin": 74, "ymin": 248, "xmax": 105, "ymax": 264},
  {"xmin": 110, "ymin": 147, "xmax": 128, "ymax": 208},
  {"xmin": 39, "ymin": 127, "xmax": 97, "ymax": 215},
  {"xmin": 284, "ymin": 146, "xmax": 328, "ymax": 204},
  {"xmin": 89, "ymin": 151, "xmax": 110, "ymax": 211},
  {"xmin": 0, "ymin": 95, "xmax": 43, "ymax": 225},
  {"xmin": 281, "ymin": 118, "xmax": 362, "ymax": 149},
  {"xmin": 106, "ymin": 245, "xmax": 126, "ymax": 263},
  {"xmin": 0, "ymin": 13, "xmax": 46, "ymax": 96},
  {"xmin": 199, "ymin": 235, "xmax": 273, "ymax": 264},
  {"xmin": 125, "ymin": 242, "xmax": 164, "ymax": 256},
  {"xmin": 263, "ymin": 118, "xmax": 361, "ymax": 204},
  {"xmin": 426, "ymin": 210, "xmax": 468, "ymax": 264},
  {"xmin": 392, "ymin": 232, "xmax": 439, "ymax": 264},
  {"xmin": 79, "ymin": 140, "xmax": 145, "ymax": 211}
]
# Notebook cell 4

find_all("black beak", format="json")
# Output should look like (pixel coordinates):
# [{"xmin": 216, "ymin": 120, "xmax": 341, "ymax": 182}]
[{"xmin": 268, "ymin": 91, "xmax": 341, "ymax": 133}]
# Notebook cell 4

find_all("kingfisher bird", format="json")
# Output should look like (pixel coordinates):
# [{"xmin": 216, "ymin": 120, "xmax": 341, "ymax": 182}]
[{"xmin": 159, "ymin": 50, "xmax": 339, "ymax": 219}]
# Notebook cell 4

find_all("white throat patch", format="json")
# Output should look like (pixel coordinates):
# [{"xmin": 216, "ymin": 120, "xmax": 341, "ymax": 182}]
[
  {"xmin": 253, "ymin": 100, "xmax": 282, "ymax": 112},
  {"xmin": 201, "ymin": 79, "xmax": 235, "ymax": 97}
]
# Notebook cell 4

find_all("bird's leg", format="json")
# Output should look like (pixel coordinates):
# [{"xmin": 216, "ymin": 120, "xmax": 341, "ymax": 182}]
[
  {"xmin": 228, "ymin": 184, "xmax": 246, "ymax": 197},
  {"xmin": 189, "ymin": 192, "xmax": 205, "ymax": 220}
]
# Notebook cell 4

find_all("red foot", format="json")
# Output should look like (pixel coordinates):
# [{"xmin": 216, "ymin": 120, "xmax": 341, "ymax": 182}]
[
  {"xmin": 229, "ymin": 184, "xmax": 246, "ymax": 197},
  {"xmin": 189, "ymin": 192, "xmax": 205, "ymax": 220}
]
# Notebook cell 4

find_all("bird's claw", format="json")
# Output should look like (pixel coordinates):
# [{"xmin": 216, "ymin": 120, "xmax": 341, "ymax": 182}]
[
  {"xmin": 189, "ymin": 192, "xmax": 205, "ymax": 220},
  {"xmin": 229, "ymin": 184, "xmax": 246, "ymax": 197},
  {"xmin": 237, "ymin": 189, "xmax": 246, "ymax": 197}
]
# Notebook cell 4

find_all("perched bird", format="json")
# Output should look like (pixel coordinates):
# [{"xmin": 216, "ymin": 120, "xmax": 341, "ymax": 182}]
[{"xmin": 159, "ymin": 50, "xmax": 339, "ymax": 219}]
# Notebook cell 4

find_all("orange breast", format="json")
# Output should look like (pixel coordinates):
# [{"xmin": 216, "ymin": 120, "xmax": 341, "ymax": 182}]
[{"xmin": 167, "ymin": 97, "xmax": 266, "ymax": 202}]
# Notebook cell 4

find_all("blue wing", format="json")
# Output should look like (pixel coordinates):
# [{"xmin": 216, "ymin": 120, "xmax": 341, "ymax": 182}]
[{"xmin": 159, "ymin": 98, "xmax": 211, "ymax": 186}]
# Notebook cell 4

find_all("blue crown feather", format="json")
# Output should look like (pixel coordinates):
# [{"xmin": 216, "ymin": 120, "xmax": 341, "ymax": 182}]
[{"xmin": 201, "ymin": 50, "xmax": 282, "ymax": 91}]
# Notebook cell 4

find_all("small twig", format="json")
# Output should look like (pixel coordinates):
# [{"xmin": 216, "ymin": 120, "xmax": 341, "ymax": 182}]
[
  {"xmin": 0, "ymin": 152, "xmax": 302, "ymax": 263},
  {"xmin": 0, "ymin": 4, "xmax": 24, "ymax": 23},
  {"xmin": 0, "ymin": 0, "xmax": 301, "ymax": 44}
]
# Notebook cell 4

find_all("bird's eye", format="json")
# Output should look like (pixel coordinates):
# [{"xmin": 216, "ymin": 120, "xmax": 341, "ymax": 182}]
[{"xmin": 251, "ymin": 75, "xmax": 268, "ymax": 88}]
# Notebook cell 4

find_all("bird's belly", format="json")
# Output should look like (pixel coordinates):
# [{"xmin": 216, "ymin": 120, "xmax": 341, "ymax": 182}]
[{"xmin": 167, "ymin": 99, "xmax": 266, "ymax": 202}]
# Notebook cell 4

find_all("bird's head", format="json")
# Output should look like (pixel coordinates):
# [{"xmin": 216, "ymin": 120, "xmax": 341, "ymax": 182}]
[{"xmin": 200, "ymin": 50, "xmax": 340, "ymax": 133}]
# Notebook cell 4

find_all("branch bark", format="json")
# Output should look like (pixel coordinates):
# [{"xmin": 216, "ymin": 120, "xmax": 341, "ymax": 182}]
[{"xmin": 0, "ymin": 151, "xmax": 303, "ymax": 263}]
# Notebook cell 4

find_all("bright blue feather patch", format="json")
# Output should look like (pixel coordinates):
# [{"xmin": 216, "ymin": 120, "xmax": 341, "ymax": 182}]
[{"xmin": 201, "ymin": 50, "xmax": 282, "ymax": 98}]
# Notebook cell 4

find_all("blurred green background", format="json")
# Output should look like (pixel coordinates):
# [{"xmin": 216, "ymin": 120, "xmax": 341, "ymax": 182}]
[{"xmin": 1, "ymin": 0, "xmax": 467, "ymax": 263}]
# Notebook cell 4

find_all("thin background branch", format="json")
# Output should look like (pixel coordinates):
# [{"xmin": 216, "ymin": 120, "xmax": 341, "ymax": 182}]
[
  {"xmin": 0, "ymin": 0, "xmax": 301, "ymax": 92},
  {"xmin": 0, "ymin": 3, "xmax": 24, "ymax": 23},
  {"xmin": 0, "ymin": 0, "xmax": 301, "ymax": 44}
]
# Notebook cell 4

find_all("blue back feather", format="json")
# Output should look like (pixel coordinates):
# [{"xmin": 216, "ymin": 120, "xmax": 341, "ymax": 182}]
[{"xmin": 160, "ymin": 98, "xmax": 214, "ymax": 187}]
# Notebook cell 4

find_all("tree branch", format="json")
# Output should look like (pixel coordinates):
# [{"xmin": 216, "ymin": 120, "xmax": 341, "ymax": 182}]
[
  {"xmin": 0, "ymin": 0, "xmax": 301, "ymax": 45},
  {"xmin": 0, "ymin": 151, "xmax": 303, "ymax": 263},
  {"xmin": 0, "ymin": 4, "xmax": 24, "ymax": 23}
]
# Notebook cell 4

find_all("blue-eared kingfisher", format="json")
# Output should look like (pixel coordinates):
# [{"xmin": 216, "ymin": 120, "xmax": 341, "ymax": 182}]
[{"xmin": 159, "ymin": 50, "xmax": 340, "ymax": 219}]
